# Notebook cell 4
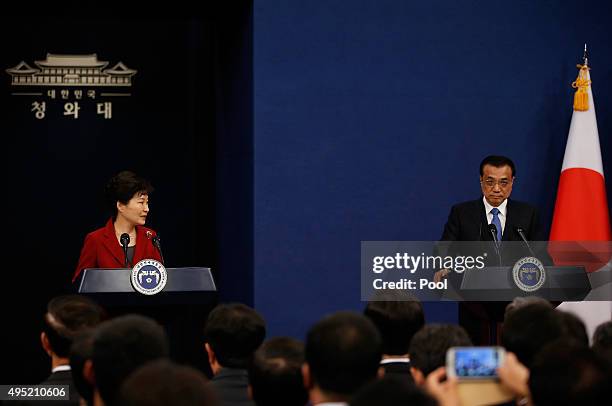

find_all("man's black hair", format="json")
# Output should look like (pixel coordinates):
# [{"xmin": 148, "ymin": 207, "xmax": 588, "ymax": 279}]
[
  {"xmin": 529, "ymin": 340, "xmax": 612, "ymax": 406},
  {"xmin": 305, "ymin": 311, "xmax": 382, "ymax": 396},
  {"xmin": 592, "ymin": 320, "xmax": 612, "ymax": 349},
  {"xmin": 248, "ymin": 337, "xmax": 308, "ymax": 406},
  {"xmin": 504, "ymin": 296, "xmax": 552, "ymax": 320},
  {"xmin": 92, "ymin": 314, "xmax": 169, "ymax": 406},
  {"xmin": 501, "ymin": 304, "xmax": 566, "ymax": 368},
  {"xmin": 592, "ymin": 320, "xmax": 612, "ymax": 362},
  {"xmin": 120, "ymin": 360, "xmax": 216, "ymax": 406},
  {"xmin": 204, "ymin": 303, "xmax": 266, "ymax": 369},
  {"xmin": 42, "ymin": 295, "xmax": 105, "ymax": 358},
  {"xmin": 558, "ymin": 311, "xmax": 589, "ymax": 347},
  {"xmin": 480, "ymin": 155, "xmax": 516, "ymax": 177},
  {"xmin": 69, "ymin": 331, "xmax": 95, "ymax": 405},
  {"xmin": 104, "ymin": 171, "xmax": 153, "ymax": 219},
  {"xmin": 364, "ymin": 292, "xmax": 425, "ymax": 355},
  {"xmin": 350, "ymin": 377, "xmax": 437, "ymax": 406},
  {"xmin": 408, "ymin": 324, "xmax": 471, "ymax": 377}
]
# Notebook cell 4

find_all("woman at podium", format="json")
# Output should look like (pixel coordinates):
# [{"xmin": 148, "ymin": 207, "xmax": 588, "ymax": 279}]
[{"xmin": 73, "ymin": 171, "xmax": 162, "ymax": 282}]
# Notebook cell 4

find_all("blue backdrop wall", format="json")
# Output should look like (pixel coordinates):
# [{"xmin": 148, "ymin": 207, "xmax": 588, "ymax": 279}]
[{"xmin": 253, "ymin": 0, "xmax": 612, "ymax": 338}]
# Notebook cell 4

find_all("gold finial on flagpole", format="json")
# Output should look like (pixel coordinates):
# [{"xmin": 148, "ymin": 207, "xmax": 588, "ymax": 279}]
[{"xmin": 573, "ymin": 44, "xmax": 591, "ymax": 111}]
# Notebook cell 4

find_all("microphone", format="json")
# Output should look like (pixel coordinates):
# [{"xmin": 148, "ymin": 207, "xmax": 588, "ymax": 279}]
[
  {"xmin": 151, "ymin": 234, "xmax": 165, "ymax": 265},
  {"xmin": 488, "ymin": 223, "xmax": 499, "ymax": 243},
  {"xmin": 120, "ymin": 233, "xmax": 130, "ymax": 267},
  {"xmin": 488, "ymin": 224, "xmax": 502, "ymax": 266},
  {"xmin": 515, "ymin": 227, "xmax": 537, "ymax": 258}
]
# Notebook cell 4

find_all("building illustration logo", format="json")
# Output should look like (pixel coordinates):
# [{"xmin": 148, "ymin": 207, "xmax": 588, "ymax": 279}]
[
  {"xmin": 6, "ymin": 53, "xmax": 137, "ymax": 87},
  {"xmin": 6, "ymin": 53, "xmax": 137, "ymax": 120}
]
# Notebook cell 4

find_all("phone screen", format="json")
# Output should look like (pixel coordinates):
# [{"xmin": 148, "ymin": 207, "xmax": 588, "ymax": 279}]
[{"xmin": 452, "ymin": 347, "xmax": 501, "ymax": 378}]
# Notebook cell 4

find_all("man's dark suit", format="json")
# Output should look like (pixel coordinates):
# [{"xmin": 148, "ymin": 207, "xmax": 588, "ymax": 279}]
[
  {"xmin": 440, "ymin": 198, "xmax": 547, "ymax": 344},
  {"xmin": 442, "ymin": 198, "xmax": 544, "ymax": 243},
  {"xmin": 441, "ymin": 198, "xmax": 550, "ymax": 265},
  {"xmin": 380, "ymin": 360, "xmax": 413, "ymax": 381},
  {"xmin": 209, "ymin": 368, "xmax": 254, "ymax": 406}
]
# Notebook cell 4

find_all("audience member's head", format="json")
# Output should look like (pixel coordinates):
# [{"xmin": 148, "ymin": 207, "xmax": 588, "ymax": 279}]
[
  {"xmin": 504, "ymin": 296, "xmax": 552, "ymax": 320},
  {"xmin": 529, "ymin": 340, "xmax": 612, "ymax": 406},
  {"xmin": 248, "ymin": 337, "xmax": 308, "ymax": 406},
  {"xmin": 408, "ymin": 324, "xmax": 471, "ymax": 384},
  {"xmin": 364, "ymin": 291, "xmax": 425, "ymax": 357},
  {"xmin": 204, "ymin": 303, "xmax": 266, "ymax": 373},
  {"xmin": 120, "ymin": 360, "xmax": 216, "ymax": 406},
  {"xmin": 592, "ymin": 320, "xmax": 612, "ymax": 349},
  {"xmin": 91, "ymin": 315, "xmax": 169, "ymax": 406},
  {"xmin": 350, "ymin": 377, "xmax": 436, "ymax": 406},
  {"xmin": 41, "ymin": 295, "xmax": 105, "ymax": 360},
  {"xmin": 70, "ymin": 331, "xmax": 96, "ymax": 405},
  {"xmin": 501, "ymin": 303, "xmax": 566, "ymax": 368},
  {"xmin": 304, "ymin": 311, "xmax": 382, "ymax": 402},
  {"xmin": 592, "ymin": 320, "xmax": 612, "ymax": 363},
  {"xmin": 558, "ymin": 310, "xmax": 589, "ymax": 347}
]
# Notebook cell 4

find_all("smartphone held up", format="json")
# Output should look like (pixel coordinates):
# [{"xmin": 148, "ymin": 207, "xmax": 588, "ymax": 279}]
[{"xmin": 446, "ymin": 346, "xmax": 506, "ymax": 380}]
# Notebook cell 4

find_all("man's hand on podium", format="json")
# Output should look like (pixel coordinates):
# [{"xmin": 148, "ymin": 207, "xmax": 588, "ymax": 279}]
[{"xmin": 434, "ymin": 268, "xmax": 451, "ymax": 283}]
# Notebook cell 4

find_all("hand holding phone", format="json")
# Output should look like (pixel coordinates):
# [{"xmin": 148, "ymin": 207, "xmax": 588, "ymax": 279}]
[
  {"xmin": 497, "ymin": 352, "xmax": 530, "ymax": 397},
  {"xmin": 446, "ymin": 346, "xmax": 506, "ymax": 380}
]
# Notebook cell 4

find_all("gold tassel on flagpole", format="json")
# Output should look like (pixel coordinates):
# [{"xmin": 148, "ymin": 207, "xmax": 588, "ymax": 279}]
[{"xmin": 572, "ymin": 64, "xmax": 591, "ymax": 111}]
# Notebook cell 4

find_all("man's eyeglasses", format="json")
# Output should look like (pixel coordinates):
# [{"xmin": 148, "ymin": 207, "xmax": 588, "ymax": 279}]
[{"xmin": 481, "ymin": 178, "xmax": 513, "ymax": 188}]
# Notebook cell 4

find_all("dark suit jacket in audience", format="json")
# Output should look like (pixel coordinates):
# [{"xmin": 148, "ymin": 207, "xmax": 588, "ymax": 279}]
[
  {"xmin": 210, "ymin": 368, "xmax": 254, "ymax": 406},
  {"xmin": 381, "ymin": 360, "xmax": 413, "ymax": 381}
]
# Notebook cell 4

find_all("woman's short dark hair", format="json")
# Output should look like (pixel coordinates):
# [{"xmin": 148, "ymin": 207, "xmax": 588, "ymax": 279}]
[{"xmin": 105, "ymin": 171, "xmax": 153, "ymax": 218}]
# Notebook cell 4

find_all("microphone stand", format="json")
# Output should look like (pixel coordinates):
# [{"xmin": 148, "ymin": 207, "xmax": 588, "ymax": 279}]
[
  {"xmin": 488, "ymin": 224, "xmax": 502, "ymax": 267},
  {"xmin": 152, "ymin": 235, "xmax": 165, "ymax": 265},
  {"xmin": 516, "ymin": 227, "xmax": 537, "ymax": 258},
  {"xmin": 120, "ymin": 233, "xmax": 130, "ymax": 267}
]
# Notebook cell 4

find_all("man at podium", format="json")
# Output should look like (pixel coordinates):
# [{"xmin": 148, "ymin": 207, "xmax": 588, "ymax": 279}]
[
  {"xmin": 73, "ymin": 171, "xmax": 162, "ymax": 283},
  {"xmin": 441, "ymin": 155, "xmax": 546, "ymax": 247},
  {"xmin": 439, "ymin": 155, "xmax": 548, "ymax": 344}
]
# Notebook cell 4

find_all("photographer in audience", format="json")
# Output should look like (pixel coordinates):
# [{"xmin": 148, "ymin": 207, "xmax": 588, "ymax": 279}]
[{"xmin": 408, "ymin": 324, "xmax": 471, "ymax": 385}]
